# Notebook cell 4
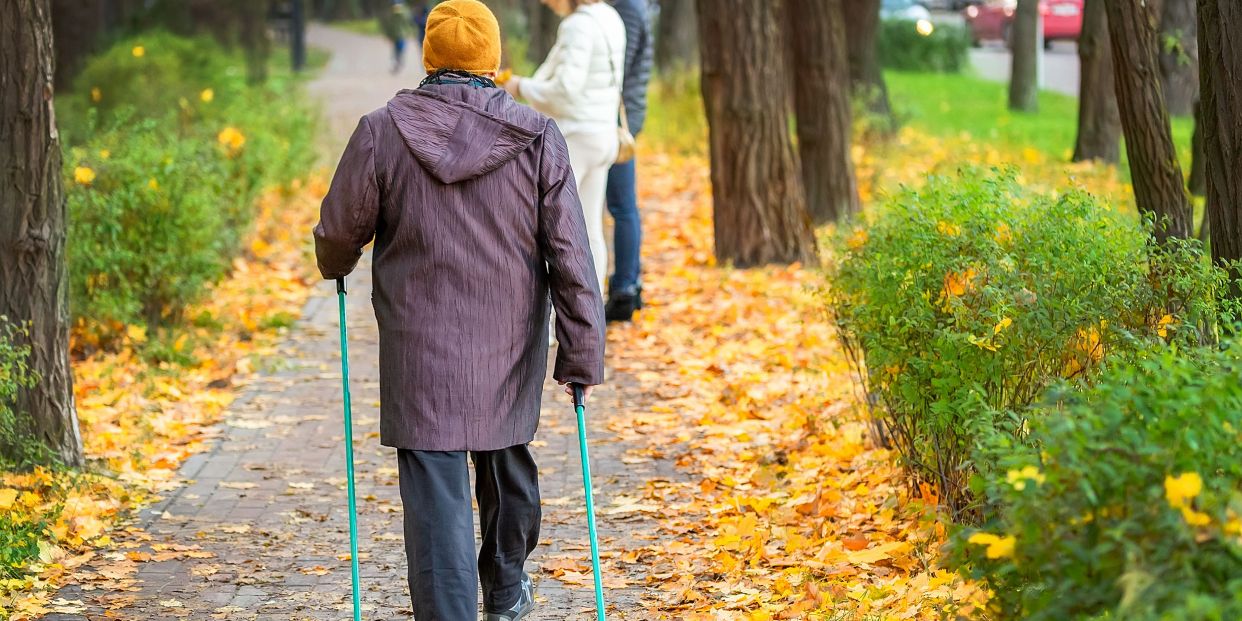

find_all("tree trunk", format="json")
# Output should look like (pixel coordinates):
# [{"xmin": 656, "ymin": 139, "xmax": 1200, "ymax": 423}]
[
  {"xmin": 1072, "ymin": 0, "xmax": 1120, "ymax": 163},
  {"xmin": 784, "ymin": 0, "xmax": 860, "ymax": 223},
  {"xmin": 1188, "ymin": 99, "xmax": 1206, "ymax": 196},
  {"xmin": 525, "ymin": 0, "xmax": 558, "ymax": 67},
  {"xmin": 1105, "ymin": 0, "xmax": 1192, "ymax": 242},
  {"xmin": 655, "ymin": 0, "xmax": 698, "ymax": 77},
  {"xmin": 51, "ymin": 0, "xmax": 107, "ymax": 89},
  {"xmin": 1008, "ymin": 0, "xmax": 1039, "ymax": 112},
  {"xmin": 234, "ymin": 0, "xmax": 271, "ymax": 84},
  {"xmin": 1199, "ymin": 0, "xmax": 1242, "ymax": 289},
  {"xmin": 1157, "ymin": 0, "xmax": 1197, "ymax": 117},
  {"xmin": 697, "ymin": 0, "xmax": 818, "ymax": 267},
  {"xmin": 0, "ymin": 0, "xmax": 83, "ymax": 466},
  {"xmin": 842, "ymin": 0, "xmax": 894, "ymax": 128}
]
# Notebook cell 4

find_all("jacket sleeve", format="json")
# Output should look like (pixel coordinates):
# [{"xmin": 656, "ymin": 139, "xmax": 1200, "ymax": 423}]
[
  {"xmin": 614, "ymin": 0, "xmax": 652, "ymax": 135},
  {"xmin": 537, "ymin": 120, "xmax": 606, "ymax": 385},
  {"xmin": 313, "ymin": 116, "xmax": 380, "ymax": 280},
  {"xmin": 520, "ymin": 17, "xmax": 594, "ymax": 117}
]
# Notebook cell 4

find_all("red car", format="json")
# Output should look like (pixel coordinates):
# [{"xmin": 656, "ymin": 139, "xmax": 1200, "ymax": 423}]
[{"xmin": 963, "ymin": 0, "xmax": 1084, "ymax": 47}]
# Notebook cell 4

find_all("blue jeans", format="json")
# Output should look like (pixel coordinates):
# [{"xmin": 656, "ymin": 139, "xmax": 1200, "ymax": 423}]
[{"xmin": 605, "ymin": 157, "xmax": 641, "ymax": 292}]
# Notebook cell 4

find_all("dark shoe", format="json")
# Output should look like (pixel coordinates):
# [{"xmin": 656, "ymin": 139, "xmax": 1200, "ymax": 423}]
[
  {"xmin": 484, "ymin": 573, "xmax": 535, "ymax": 621},
  {"xmin": 605, "ymin": 285, "xmax": 642, "ymax": 323}
]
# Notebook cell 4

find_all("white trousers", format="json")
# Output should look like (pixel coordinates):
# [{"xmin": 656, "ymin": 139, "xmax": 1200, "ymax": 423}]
[{"xmin": 563, "ymin": 129, "xmax": 618, "ymax": 294}]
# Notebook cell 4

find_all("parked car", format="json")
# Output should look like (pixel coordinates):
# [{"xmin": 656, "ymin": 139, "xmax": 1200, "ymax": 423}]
[
  {"xmin": 881, "ymin": 0, "xmax": 933, "ymax": 21},
  {"xmin": 963, "ymin": 0, "xmax": 1083, "ymax": 47}
]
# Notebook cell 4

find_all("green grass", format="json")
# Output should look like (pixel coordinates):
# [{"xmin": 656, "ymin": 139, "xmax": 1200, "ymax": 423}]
[{"xmin": 885, "ymin": 70, "xmax": 1196, "ymax": 175}]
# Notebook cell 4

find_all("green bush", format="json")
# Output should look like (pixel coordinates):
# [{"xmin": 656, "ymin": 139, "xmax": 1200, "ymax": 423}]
[
  {"xmin": 65, "ymin": 116, "xmax": 233, "ymax": 330},
  {"xmin": 0, "ymin": 319, "xmax": 49, "ymax": 469},
  {"xmin": 0, "ymin": 507, "xmax": 50, "ymax": 581},
  {"xmin": 877, "ymin": 19, "xmax": 970, "ymax": 73},
  {"xmin": 829, "ymin": 170, "xmax": 1238, "ymax": 515},
  {"xmin": 950, "ymin": 343, "xmax": 1242, "ymax": 620},
  {"xmin": 59, "ymin": 32, "xmax": 316, "ymax": 339}
]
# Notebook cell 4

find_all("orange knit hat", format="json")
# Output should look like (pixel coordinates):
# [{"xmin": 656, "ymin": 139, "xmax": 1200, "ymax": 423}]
[{"xmin": 422, "ymin": 0, "xmax": 502, "ymax": 74}]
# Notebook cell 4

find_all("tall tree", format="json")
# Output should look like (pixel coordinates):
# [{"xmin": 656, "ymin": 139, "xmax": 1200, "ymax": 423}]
[
  {"xmin": 1188, "ymin": 100, "xmax": 1206, "ymax": 197},
  {"xmin": 1199, "ymin": 0, "xmax": 1242, "ymax": 287},
  {"xmin": 655, "ymin": 0, "xmax": 698, "ymax": 77},
  {"xmin": 842, "ymin": 0, "xmax": 893, "ymax": 128},
  {"xmin": 1105, "ymin": 0, "xmax": 1191, "ymax": 241},
  {"xmin": 525, "ymin": 0, "xmax": 558, "ymax": 67},
  {"xmin": 784, "ymin": 0, "xmax": 860, "ymax": 223},
  {"xmin": 51, "ymin": 0, "xmax": 105, "ymax": 89},
  {"xmin": 1008, "ymin": 0, "xmax": 1039, "ymax": 112},
  {"xmin": 232, "ymin": 0, "xmax": 272, "ymax": 84},
  {"xmin": 0, "ymin": 0, "xmax": 84, "ymax": 466},
  {"xmin": 1072, "ymin": 0, "xmax": 1120, "ymax": 163},
  {"xmin": 697, "ymin": 0, "xmax": 818, "ymax": 266},
  {"xmin": 1157, "ymin": 0, "xmax": 1197, "ymax": 117}
]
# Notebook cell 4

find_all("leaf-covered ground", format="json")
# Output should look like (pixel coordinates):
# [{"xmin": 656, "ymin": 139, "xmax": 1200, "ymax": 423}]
[
  {"xmin": 598, "ymin": 152, "xmax": 988, "ymax": 620},
  {"xmin": 1, "ymin": 178, "xmax": 327, "ymax": 619}
]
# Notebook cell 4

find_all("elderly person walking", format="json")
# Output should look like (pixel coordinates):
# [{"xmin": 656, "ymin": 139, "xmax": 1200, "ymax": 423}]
[
  {"xmin": 503, "ymin": 0, "xmax": 627, "ymax": 295},
  {"xmin": 313, "ymin": 1, "xmax": 606, "ymax": 619}
]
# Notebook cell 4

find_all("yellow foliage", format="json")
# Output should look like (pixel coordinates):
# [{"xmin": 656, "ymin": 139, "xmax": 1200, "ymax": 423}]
[
  {"xmin": 967, "ymin": 532, "xmax": 1016, "ymax": 559},
  {"xmin": 217, "ymin": 126, "xmax": 246, "ymax": 156},
  {"xmin": 1165, "ymin": 472, "xmax": 1203, "ymax": 509},
  {"xmin": 73, "ymin": 166, "xmax": 96, "ymax": 186}
]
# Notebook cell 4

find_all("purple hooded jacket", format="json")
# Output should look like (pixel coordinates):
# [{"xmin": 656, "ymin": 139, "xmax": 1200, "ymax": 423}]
[{"xmin": 313, "ymin": 84, "xmax": 606, "ymax": 451}]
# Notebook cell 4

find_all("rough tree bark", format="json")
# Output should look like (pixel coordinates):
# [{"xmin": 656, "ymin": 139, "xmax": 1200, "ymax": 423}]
[
  {"xmin": 1072, "ymin": 0, "xmax": 1120, "ymax": 163},
  {"xmin": 842, "ymin": 0, "xmax": 894, "ymax": 127},
  {"xmin": 1008, "ymin": 0, "xmax": 1039, "ymax": 112},
  {"xmin": 0, "ymin": 0, "xmax": 84, "ymax": 466},
  {"xmin": 525, "ymin": 0, "xmax": 558, "ymax": 67},
  {"xmin": 1157, "ymin": 0, "xmax": 1197, "ymax": 117},
  {"xmin": 1199, "ymin": 0, "xmax": 1242, "ymax": 288},
  {"xmin": 697, "ymin": 0, "xmax": 818, "ymax": 266},
  {"xmin": 1105, "ymin": 0, "xmax": 1192, "ymax": 241},
  {"xmin": 784, "ymin": 0, "xmax": 860, "ymax": 223},
  {"xmin": 655, "ymin": 0, "xmax": 698, "ymax": 77},
  {"xmin": 1189, "ymin": 100, "xmax": 1206, "ymax": 197}
]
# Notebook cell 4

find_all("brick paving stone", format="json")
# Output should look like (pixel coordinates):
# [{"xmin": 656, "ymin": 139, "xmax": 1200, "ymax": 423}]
[{"xmin": 41, "ymin": 24, "xmax": 674, "ymax": 621}]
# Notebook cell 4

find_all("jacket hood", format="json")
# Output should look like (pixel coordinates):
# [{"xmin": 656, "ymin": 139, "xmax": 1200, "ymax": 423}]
[{"xmin": 386, "ymin": 86, "xmax": 543, "ymax": 184}]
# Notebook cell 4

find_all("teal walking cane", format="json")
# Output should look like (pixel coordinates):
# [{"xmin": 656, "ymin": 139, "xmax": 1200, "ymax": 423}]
[
  {"xmin": 336, "ymin": 278, "xmax": 363, "ymax": 621},
  {"xmin": 571, "ymin": 384, "xmax": 607, "ymax": 620}
]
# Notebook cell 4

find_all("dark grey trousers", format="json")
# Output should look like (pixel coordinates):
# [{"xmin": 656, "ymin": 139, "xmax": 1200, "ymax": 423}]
[{"xmin": 397, "ymin": 445, "xmax": 540, "ymax": 620}]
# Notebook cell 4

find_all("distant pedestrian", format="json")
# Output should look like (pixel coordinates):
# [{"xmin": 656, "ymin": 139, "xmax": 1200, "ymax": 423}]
[
  {"xmin": 379, "ymin": 0, "xmax": 412, "ymax": 73},
  {"xmin": 411, "ymin": 1, "xmax": 432, "ymax": 47},
  {"xmin": 603, "ymin": 0, "xmax": 652, "ymax": 322},
  {"xmin": 503, "ymin": 0, "xmax": 628, "ymax": 295},
  {"xmin": 314, "ymin": 1, "xmax": 606, "ymax": 618}
]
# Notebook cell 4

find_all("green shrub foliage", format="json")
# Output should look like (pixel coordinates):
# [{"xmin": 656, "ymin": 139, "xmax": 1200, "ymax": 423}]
[
  {"xmin": 830, "ymin": 170, "xmax": 1238, "ymax": 515},
  {"xmin": 0, "ymin": 319, "xmax": 50, "ymax": 469},
  {"xmin": 60, "ymin": 32, "xmax": 316, "ymax": 338},
  {"xmin": 951, "ymin": 343, "xmax": 1242, "ymax": 620},
  {"xmin": 877, "ymin": 19, "xmax": 970, "ymax": 73}
]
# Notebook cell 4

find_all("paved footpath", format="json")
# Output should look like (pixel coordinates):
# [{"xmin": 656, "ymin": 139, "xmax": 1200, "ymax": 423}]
[{"xmin": 44, "ymin": 25, "xmax": 670, "ymax": 621}]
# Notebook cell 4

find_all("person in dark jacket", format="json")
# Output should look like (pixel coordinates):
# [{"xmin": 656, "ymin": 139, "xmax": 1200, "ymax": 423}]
[
  {"xmin": 604, "ymin": 0, "xmax": 654, "ymax": 322},
  {"xmin": 313, "ymin": 1, "xmax": 606, "ymax": 618}
]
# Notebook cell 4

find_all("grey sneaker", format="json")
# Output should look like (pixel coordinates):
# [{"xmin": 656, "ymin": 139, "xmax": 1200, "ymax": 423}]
[{"xmin": 484, "ymin": 573, "xmax": 535, "ymax": 621}]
